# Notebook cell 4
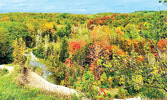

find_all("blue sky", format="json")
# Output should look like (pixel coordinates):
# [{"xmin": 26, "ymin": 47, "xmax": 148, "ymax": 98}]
[{"xmin": 0, "ymin": 0, "xmax": 166, "ymax": 14}]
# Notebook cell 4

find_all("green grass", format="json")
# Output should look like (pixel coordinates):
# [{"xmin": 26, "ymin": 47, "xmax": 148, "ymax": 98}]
[
  {"xmin": 0, "ymin": 68, "xmax": 9, "ymax": 77},
  {"xmin": 0, "ymin": 69, "xmax": 69, "ymax": 100}
]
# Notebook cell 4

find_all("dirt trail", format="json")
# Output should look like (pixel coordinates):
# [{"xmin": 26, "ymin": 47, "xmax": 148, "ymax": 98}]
[
  {"xmin": 25, "ymin": 71, "xmax": 79, "ymax": 96},
  {"xmin": 0, "ymin": 65, "xmax": 79, "ymax": 96}
]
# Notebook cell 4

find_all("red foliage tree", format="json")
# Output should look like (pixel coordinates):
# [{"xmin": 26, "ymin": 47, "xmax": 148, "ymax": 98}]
[
  {"xmin": 87, "ymin": 16, "xmax": 112, "ymax": 29},
  {"xmin": 87, "ymin": 43, "xmax": 104, "ymax": 80},
  {"xmin": 69, "ymin": 41, "xmax": 82, "ymax": 55}
]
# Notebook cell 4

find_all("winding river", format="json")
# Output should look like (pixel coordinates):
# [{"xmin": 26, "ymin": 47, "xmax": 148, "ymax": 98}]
[
  {"xmin": 29, "ymin": 52, "xmax": 59, "ymax": 84},
  {"xmin": 30, "ymin": 61, "xmax": 50, "ymax": 80}
]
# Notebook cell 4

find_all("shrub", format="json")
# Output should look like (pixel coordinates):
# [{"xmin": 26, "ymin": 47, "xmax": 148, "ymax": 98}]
[
  {"xmin": 0, "ymin": 68, "xmax": 9, "ymax": 77},
  {"xmin": 32, "ymin": 48, "xmax": 45, "ymax": 59},
  {"xmin": 34, "ymin": 67, "xmax": 43, "ymax": 76},
  {"xmin": 141, "ymin": 87, "xmax": 166, "ymax": 99},
  {"xmin": 116, "ymin": 88, "xmax": 129, "ymax": 99}
]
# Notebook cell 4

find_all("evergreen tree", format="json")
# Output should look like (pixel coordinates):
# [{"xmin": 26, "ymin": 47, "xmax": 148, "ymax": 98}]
[
  {"xmin": 59, "ymin": 38, "xmax": 69, "ymax": 62},
  {"xmin": 65, "ymin": 23, "xmax": 71, "ymax": 37}
]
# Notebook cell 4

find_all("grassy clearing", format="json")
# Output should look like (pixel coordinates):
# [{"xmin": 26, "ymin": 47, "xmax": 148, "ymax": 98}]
[
  {"xmin": 0, "ymin": 68, "xmax": 71, "ymax": 100},
  {"xmin": 0, "ymin": 68, "xmax": 9, "ymax": 77}
]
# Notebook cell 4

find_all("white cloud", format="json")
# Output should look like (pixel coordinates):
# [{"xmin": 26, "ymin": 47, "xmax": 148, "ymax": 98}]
[
  {"xmin": 15, "ymin": 3, "xmax": 26, "ymax": 7},
  {"xmin": 0, "ymin": 3, "xmax": 5, "ymax": 7},
  {"xmin": 120, "ymin": 0, "xmax": 141, "ymax": 2},
  {"xmin": 69, "ymin": 8, "xmax": 86, "ymax": 12},
  {"xmin": 9, "ymin": 0, "xmax": 26, "ymax": 3}
]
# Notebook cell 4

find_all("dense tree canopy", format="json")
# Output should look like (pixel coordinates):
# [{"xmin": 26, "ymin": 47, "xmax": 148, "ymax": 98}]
[{"xmin": 0, "ymin": 11, "xmax": 167, "ymax": 99}]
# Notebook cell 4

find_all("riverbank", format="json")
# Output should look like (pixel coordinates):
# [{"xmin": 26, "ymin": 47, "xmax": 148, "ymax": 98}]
[{"xmin": 17, "ymin": 70, "xmax": 79, "ymax": 96}]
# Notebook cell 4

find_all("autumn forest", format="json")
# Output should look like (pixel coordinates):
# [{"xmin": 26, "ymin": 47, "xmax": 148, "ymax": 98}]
[{"xmin": 0, "ymin": 9, "xmax": 167, "ymax": 100}]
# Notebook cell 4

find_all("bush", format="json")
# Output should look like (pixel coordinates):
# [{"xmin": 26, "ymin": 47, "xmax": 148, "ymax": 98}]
[
  {"xmin": 0, "ymin": 68, "xmax": 9, "ymax": 77},
  {"xmin": 75, "ymin": 71, "xmax": 98, "ymax": 98},
  {"xmin": 34, "ymin": 67, "xmax": 43, "ymax": 76},
  {"xmin": 116, "ymin": 88, "xmax": 130, "ymax": 99},
  {"xmin": 141, "ymin": 87, "xmax": 166, "ymax": 99},
  {"xmin": 32, "ymin": 48, "xmax": 45, "ymax": 59},
  {"xmin": 100, "ymin": 72, "xmax": 108, "ymax": 86}
]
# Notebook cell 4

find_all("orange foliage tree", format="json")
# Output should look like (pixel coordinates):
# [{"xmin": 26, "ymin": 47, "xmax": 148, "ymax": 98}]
[
  {"xmin": 64, "ymin": 41, "xmax": 86, "ymax": 67},
  {"xmin": 157, "ymin": 39, "xmax": 167, "ymax": 50},
  {"xmin": 115, "ymin": 27, "xmax": 124, "ymax": 36},
  {"xmin": 111, "ymin": 45, "xmax": 125, "ymax": 56}
]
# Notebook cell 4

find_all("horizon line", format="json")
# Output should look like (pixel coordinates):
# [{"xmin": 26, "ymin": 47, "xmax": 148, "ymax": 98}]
[{"xmin": 0, "ymin": 10, "xmax": 166, "ymax": 15}]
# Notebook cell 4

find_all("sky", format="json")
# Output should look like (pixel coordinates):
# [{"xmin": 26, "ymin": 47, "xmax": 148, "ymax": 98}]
[{"xmin": 0, "ymin": 0, "xmax": 166, "ymax": 14}]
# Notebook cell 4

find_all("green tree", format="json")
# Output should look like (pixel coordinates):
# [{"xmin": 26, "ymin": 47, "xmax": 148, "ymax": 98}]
[
  {"xmin": 159, "ymin": 0, "xmax": 167, "ymax": 6},
  {"xmin": 0, "ymin": 27, "xmax": 13, "ymax": 64},
  {"xmin": 159, "ymin": 0, "xmax": 167, "ymax": 3},
  {"xmin": 7, "ymin": 22, "xmax": 29, "ymax": 40},
  {"xmin": 59, "ymin": 38, "xmax": 69, "ymax": 62}
]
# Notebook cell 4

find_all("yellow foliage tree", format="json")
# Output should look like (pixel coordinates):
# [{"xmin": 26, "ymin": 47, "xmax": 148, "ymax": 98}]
[
  {"xmin": 13, "ymin": 38, "xmax": 26, "ymax": 66},
  {"xmin": 26, "ymin": 23, "xmax": 35, "ymax": 35}
]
